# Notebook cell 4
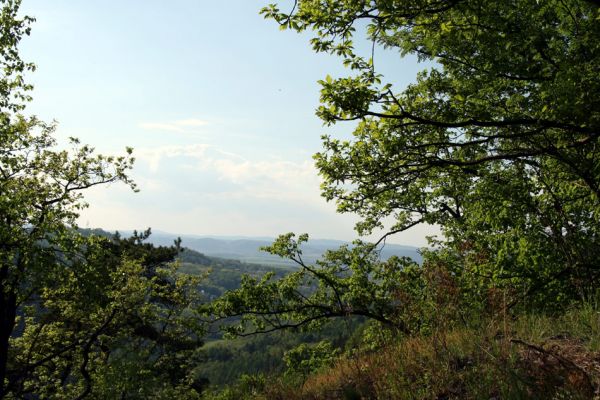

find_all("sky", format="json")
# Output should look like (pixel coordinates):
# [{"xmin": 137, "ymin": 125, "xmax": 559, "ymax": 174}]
[{"xmin": 18, "ymin": 0, "xmax": 438, "ymax": 247}]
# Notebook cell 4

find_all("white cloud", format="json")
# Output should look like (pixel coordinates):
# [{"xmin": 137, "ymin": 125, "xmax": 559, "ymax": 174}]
[
  {"xmin": 208, "ymin": 157, "xmax": 322, "ymax": 205},
  {"xmin": 134, "ymin": 143, "xmax": 322, "ymax": 205},
  {"xmin": 138, "ymin": 118, "xmax": 210, "ymax": 133},
  {"xmin": 80, "ymin": 143, "xmax": 437, "ymax": 246},
  {"xmin": 139, "ymin": 122, "xmax": 186, "ymax": 133},
  {"xmin": 135, "ymin": 143, "xmax": 211, "ymax": 172},
  {"xmin": 174, "ymin": 118, "xmax": 209, "ymax": 127},
  {"xmin": 212, "ymin": 158, "xmax": 313, "ymax": 183}
]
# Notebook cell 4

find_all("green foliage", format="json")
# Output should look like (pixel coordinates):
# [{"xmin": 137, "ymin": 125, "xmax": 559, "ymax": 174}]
[
  {"xmin": 0, "ymin": 2, "xmax": 205, "ymax": 397},
  {"xmin": 6, "ymin": 231, "xmax": 207, "ymax": 398},
  {"xmin": 206, "ymin": 233, "xmax": 426, "ymax": 337},
  {"xmin": 201, "ymin": 374, "xmax": 265, "ymax": 400},
  {"xmin": 237, "ymin": 374, "xmax": 266, "ymax": 397},
  {"xmin": 202, "ymin": 9, "xmax": 600, "ymax": 390},
  {"xmin": 257, "ymin": 0, "xmax": 600, "ymax": 324},
  {"xmin": 194, "ymin": 318, "xmax": 358, "ymax": 390},
  {"xmin": 0, "ymin": 0, "xmax": 35, "ymax": 111},
  {"xmin": 182, "ymin": 254, "xmax": 289, "ymax": 300},
  {"xmin": 283, "ymin": 340, "xmax": 339, "ymax": 381}
]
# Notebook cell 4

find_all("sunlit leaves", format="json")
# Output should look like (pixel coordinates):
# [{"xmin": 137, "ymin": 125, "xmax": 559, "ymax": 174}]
[
  {"xmin": 259, "ymin": 0, "xmax": 600, "ymax": 307},
  {"xmin": 0, "ymin": 0, "xmax": 205, "ymax": 397},
  {"xmin": 207, "ymin": 233, "xmax": 426, "ymax": 337}
]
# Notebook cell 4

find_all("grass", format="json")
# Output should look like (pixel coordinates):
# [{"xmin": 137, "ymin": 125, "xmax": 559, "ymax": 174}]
[{"xmin": 240, "ymin": 304, "xmax": 600, "ymax": 400}]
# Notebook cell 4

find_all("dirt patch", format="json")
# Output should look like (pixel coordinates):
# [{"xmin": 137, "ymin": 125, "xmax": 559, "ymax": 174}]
[{"xmin": 512, "ymin": 337, "xmax": 600, "ymax": 398}]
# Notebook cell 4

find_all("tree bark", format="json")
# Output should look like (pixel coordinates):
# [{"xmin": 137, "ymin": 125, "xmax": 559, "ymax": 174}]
[{"xmin": 0, "ymin": 284, "xmax": 17, "ymax": 399}]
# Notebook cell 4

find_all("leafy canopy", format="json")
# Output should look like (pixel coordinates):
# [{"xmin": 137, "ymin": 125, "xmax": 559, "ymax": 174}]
[
  {"xmin": 261, "ymin": 0, "xmax": 600, "ymax": 303},
  {"xmin": 0, "ymin": 1, "xmax": 205, "ymax": 398},
  {"xmin": 208, "ymin": 0, "xmax": 600, "ymax": 337}
]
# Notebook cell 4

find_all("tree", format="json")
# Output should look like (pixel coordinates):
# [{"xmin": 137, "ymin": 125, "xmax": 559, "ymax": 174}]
[
  {"xmin": 208, "ymin": 233, "xmax": 454, "ymax": 339},
  {"xmin": 264, "ymin": 0, "xmax": 599, "ymax": 302},
  {"xmin": 0, "ymin": 1, "xmax": 204, "ymax": 397},
  {"xmin": 9, "ymin": 230, "xmax": 205, "ymax": 398},
  {"xmin": 283, "ymin": 340, "xmax": 339, "ymax": 383},
  {"xmin": 208, "ymin": 0, "xmax": 600, "ymax": 335}
]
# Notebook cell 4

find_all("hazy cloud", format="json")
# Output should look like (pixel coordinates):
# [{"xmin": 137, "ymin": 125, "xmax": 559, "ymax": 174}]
[
  {"xmin": 135, "ymin": 143, "xmax": 211, "ymax": 172},
  {"xmin": 82, "ymin": 143, "xmax": 436, "ymax": 246},
  {"xmin": 138, "ymin": 118, "xmax": 209, "ymax": 133},
  {"xmin": 173, "ymin": 118, "xmax": 209, "ymax": 127},
  {"xmin": 134, "ymin": 143, "xmax": 322, "ymax": 205}
]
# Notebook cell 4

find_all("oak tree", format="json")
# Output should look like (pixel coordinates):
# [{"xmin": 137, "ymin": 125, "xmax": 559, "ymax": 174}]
[
  {"xmin": 266, "ymin": 0, "xmax": 600, "ymax": 303},
  {"xmin": 0, "ymin": 1, "xmax": 204, "ymax": 397},
  {"xmin": 209, "ymin": 0, "xmax": 600, "ymax": 336}
]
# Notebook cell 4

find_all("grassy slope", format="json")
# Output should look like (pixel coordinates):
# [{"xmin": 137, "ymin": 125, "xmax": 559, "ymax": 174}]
[{"xmin": 221, "ymin": 304, "xmax": 600, "ymax": 400}]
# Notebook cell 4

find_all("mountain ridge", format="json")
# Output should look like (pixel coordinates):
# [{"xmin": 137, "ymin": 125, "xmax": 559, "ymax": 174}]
[{"xmin": 128, "ymin": 230, "xmax": 423, "ymax": 265}]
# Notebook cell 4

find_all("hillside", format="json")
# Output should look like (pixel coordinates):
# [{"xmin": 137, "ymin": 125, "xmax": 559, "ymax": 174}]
[
  {"xmin": 137, "ymin": 231, "xmax": 422, "ymax": 266},
  {"xmin": 207, "ymin": 304, "xmax": 600, "ymax": 400}
]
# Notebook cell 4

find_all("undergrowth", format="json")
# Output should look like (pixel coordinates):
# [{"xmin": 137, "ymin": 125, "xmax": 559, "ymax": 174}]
[{"xmin": 205, "ymin": 303, "xmax": 600, "ymax": 399}]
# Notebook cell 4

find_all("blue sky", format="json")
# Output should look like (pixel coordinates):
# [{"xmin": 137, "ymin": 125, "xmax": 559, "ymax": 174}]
[{"xmin": 19, "ymin": 0, "xmax": 437, "ymax": 246}]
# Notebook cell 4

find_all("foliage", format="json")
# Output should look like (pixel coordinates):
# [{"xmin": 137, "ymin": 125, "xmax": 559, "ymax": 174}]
[
  {"xmin": 201, "ymin": 374, "xmax": 265, "ymax": 400},
  {"xmin": 9, "ymin": 231, "xmax": 207, "ymax": 398},
  {"xmin": 283, "ymin": 340, "xmax": 339, "ymax": 382},
  {"xmin": 0, "ymin": 0, "xmax": 34, "ymax": 112},
  {"xmin": 0, "ymin": 1, "xmax": 205, "ymax": 397},
  {"xmin": 194, "ymin": 317, "xmax": 358, "ymax": 390},
  {"xmin": 262, "ymin": 304, "xmax": 600, "ymax": 400},
  {"xmin": 200, "ymin": 2, "xmax": 600, "ymax": 395},
  {"xmin": 201, "ymin": 0, "xmax": 600, "ymax": 344},
  {"xmin": 206, "ymin": 233, "xmax": 428, "ymax": 337},
  {"xmin": 257, "ymin": 0, "xmax": 600, "ymax": 306},
  {"xmin": 179, "ymin": 251, "xmax": 290, "ymax": 302}
]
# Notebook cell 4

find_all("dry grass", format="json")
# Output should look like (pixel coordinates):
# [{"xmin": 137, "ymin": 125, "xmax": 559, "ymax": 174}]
[{"xmin": 261, "ymin": 312, "xmax": 600, "ymax": 400}]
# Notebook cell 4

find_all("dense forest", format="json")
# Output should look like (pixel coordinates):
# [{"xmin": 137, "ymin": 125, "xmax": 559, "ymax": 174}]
[{"xmin": 1, "ymin": 0, "xmax": 600, "ymax": 398}]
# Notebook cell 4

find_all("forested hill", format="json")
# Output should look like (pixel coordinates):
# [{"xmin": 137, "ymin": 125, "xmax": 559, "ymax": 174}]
[
  {"xmin": 131, "ymin": 230, "xmax": 422, "ymax": 265},
  {"xmin": 79, "ymin": 228, "xmax": 293, "ymax": 294},
  {"xmin": 79, "ymin": 227, "xmax": 293, "ymax": 271}
]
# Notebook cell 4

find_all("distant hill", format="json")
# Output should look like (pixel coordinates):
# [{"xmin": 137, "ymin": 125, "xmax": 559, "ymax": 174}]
[{"xmin": 136, "ymin": 231, "xmax": 422, "ymax": 266}]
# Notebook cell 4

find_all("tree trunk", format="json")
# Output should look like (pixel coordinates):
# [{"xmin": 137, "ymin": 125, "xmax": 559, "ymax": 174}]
[{"xmin": 0, "ymin": 286, "xmax": 17, "ymax": 399}]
